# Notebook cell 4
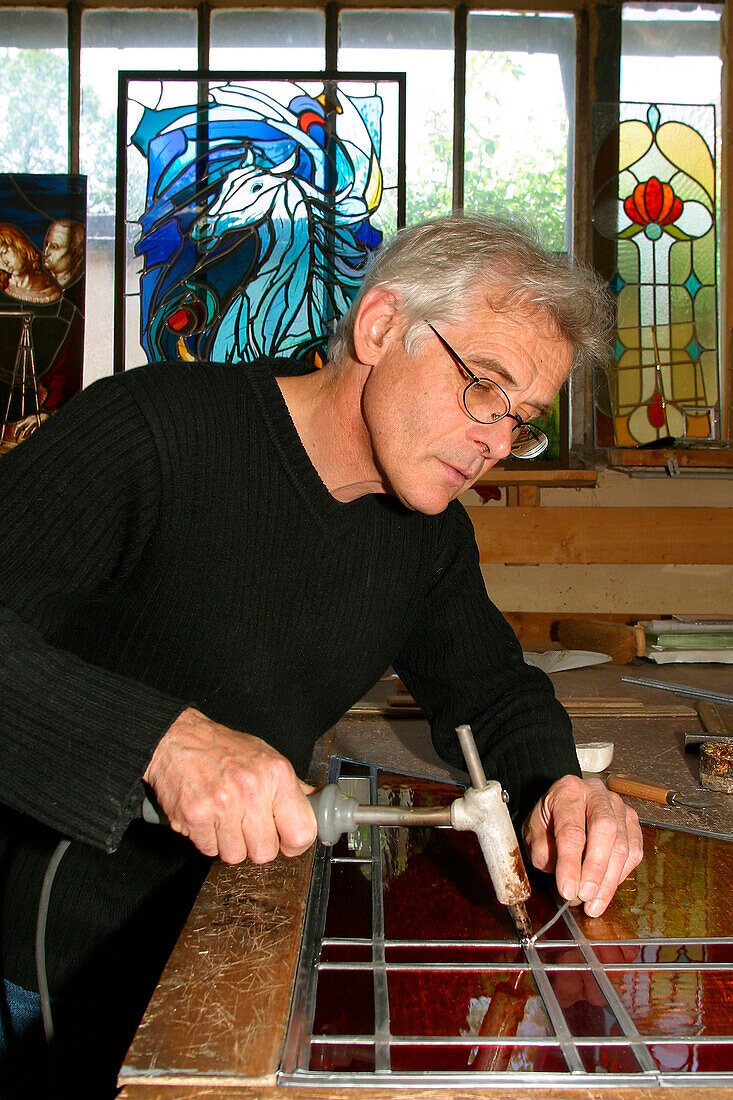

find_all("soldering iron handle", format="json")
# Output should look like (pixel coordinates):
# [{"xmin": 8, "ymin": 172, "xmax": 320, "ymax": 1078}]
[
  {"xmin": 307, "ymin": 784, "xmax": 358, "ymax": 846},
  {"xmin": 455, "ymin": 723, "xmax": 487, "ymax": 789}
]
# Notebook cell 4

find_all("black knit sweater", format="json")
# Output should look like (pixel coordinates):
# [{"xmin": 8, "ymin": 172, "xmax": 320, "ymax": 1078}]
[{"xmin": 0, "ymin": 358, "xmax": 579, "ymax": 999}]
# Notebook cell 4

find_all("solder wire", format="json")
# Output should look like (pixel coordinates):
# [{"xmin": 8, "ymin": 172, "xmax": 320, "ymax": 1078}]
[{"xmin": 36, "ymin": 837, "xmax": 71, "ymax": 1044}]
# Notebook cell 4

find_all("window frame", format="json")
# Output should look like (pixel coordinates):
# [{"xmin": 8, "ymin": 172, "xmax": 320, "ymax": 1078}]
[{"xmin": 0, "ymin": 0, "xmax": 728, "ymax": 457}]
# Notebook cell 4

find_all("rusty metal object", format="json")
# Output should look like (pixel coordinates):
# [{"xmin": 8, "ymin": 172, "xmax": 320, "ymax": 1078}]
[{"xmin": 700, "ymin": 741, "xmax": 733, "ymax": 793}]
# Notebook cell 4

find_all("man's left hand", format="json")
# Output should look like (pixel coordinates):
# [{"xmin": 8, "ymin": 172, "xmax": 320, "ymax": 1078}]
[{"xmin": 521, "ymin": 775, "xmax": 643, "ymax": 917}]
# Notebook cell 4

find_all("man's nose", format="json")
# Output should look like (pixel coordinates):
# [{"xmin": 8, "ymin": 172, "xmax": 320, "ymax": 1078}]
[{"xmin": 473, "ymin": 418, "xmax": 513, "ymax": 463}]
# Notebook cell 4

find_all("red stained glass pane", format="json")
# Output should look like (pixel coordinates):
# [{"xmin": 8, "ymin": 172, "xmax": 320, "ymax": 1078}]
[
  {"xmin": 323, "ymin": 862, "xmax": 372, "ymax": 939},
  {"xmin": 387, "ymin": 970, "xmax": 551, "ymax": 1038},
  {"xmin": 578, "ymin": 1044, "xmax": 643, "ymax": 1073},
  {"xmin": 384, "ymin": 944, "xmax": 525, "ymax": 965},
  {"xmin": 320, "ymin": 942, "xmax": 372, "ymax": 963},
  {"xmin": 538, "ymin": 946, "xmax": 586, "ymax": 964},
  {"xmin": 553, "ymin": 970, "xmax": 623, "ymax": 1037},
  {"xmin": 390, "ymin": 1042, "xmax": 568, "ymax": 1073},
  {"xmin": 608, "ymin": 971, "xmax": 733, "ymax": 1037},
  {"xmin": 312, "ymin": 968, "xmax": 374, "ymax": 1036},
  {"xmin": 309, "ymin": 1042, "xmax": 375, "ymax": 1072},
  {"xmin": 649, "ymin": 1042, "xmax": 733, "ymax": 1073},
  {"xmin": 381, "ymin": 825, "xmax": 560, "ymax": 941}
]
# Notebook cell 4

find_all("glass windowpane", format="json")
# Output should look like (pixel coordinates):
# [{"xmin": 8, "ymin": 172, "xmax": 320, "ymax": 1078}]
[
  {"xmin": 465, "ymin": 11, "xmax": 575, "ymax": 253},
  {"xmin": 80, "ymin": 10, "xmax": 197, "ymax": 384},
  {"xmin": 210, "ymin": 10, "xmax": 325, "ymax": 71},
  {"xmin": 0, "ymin": 9, "xmax": 68, "ymax": 174},
  {"xmin": 339, "ymin": 10, "xmax": 454, "ymax": 226}
]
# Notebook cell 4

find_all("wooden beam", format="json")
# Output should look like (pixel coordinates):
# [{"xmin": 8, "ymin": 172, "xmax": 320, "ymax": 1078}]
[
  {"xmin": 475, "ymin": 468, "xmax": 597, "ymax": 487},
  {"xmin": 608, "ymin": 448, "xmax": 733, "ymax": 469},
  {"xmin": 468, "ymin": 506, "xmax": 733, "ymax": 564}
]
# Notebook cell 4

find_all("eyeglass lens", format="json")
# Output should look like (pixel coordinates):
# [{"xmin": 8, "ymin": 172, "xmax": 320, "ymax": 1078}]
[
  {"xmin": 463, "ymin": 378, "xmax": 510, "ymax": 424},
  {"xmin": 510, "ymin": 423, "xmax": 548, "ymax": 459}
]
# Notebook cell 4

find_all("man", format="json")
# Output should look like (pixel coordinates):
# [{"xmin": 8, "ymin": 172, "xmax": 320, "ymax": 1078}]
[
  {"xmin": 42, "ymin": 219, "xmax": 85, "ymax": 290},
  {"xmin": 0, "ymin": 215, "xmax": 642, "ymax": 1095}
]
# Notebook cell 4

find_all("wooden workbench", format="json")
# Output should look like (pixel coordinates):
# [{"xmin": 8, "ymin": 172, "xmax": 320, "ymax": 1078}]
[{"xmin": 118, "ymin": 663, "xmax": 733, "ymax": 1099}]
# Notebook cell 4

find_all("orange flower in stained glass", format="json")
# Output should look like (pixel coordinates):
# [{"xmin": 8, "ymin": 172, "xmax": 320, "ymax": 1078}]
[{"xmin": 624, "ymin": 177, "xmax": 683, "ymax": 228}]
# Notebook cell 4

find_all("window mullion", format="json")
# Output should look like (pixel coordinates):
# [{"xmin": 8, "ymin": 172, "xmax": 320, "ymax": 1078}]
[
  {"xmin": 68, "ymin": 0, "xmax": 81, "ymax": 175},
  {"xmin": 452, "ymin": 2, "xmax": 467, "ymax": 214}
]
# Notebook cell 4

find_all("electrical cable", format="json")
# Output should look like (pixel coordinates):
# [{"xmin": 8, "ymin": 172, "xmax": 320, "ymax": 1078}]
[{"xmin": 35, "ymin": 837, "xmax": 70, "ymax": 1044}]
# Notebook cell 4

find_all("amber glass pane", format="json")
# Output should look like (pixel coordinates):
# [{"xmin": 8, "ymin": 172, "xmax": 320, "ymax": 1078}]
[
  {"xmin": 608, "ymin": 970, "xmax": 733, "ymax": 1037},
  {"xmin": 576, "ymin": 825, "xmax": 733, "ymax": 941},
  {"xmin": 554, "ymin": 970, "xmax": 622, "ymax": 1038}
]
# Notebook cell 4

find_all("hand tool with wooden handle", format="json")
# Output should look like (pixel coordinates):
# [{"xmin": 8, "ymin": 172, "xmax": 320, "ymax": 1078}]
[{"xmin": 608, "ymin": 772, "xmax": 712, "ymax": 810}]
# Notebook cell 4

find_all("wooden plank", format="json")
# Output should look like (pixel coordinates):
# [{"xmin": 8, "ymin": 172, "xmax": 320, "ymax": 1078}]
[
  {"xmin": 475, "ymin": 467, "xmax": 597, "ymax": 487},
  {"xmin": 608, "ymin": 448, "xmax": 733, "ymax": 469},
  {"xmin": 119, "ymin": 850, "xmax": 314, "ymax": 1087},
  {"xmin": 468, "ymin": 506, "xmax": 733, "ymax": 564},
  {"xmin": 506, "ymin": 484, "xmax": 541, "ymax": 507}
]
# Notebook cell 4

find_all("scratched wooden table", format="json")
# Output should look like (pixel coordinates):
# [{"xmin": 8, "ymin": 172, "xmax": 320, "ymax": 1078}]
[{"xmin": 118, "ymin": 663, "xmax": 733, "ymax": 1099}]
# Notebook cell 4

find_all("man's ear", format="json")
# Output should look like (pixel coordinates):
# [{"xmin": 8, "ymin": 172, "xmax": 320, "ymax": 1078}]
[{"xmin": 352, "ymin": 287, "xmax": 403, "ymax": 366}]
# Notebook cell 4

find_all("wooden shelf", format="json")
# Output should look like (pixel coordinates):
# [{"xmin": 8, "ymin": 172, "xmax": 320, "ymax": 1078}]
[
  {"xmin": 608, "ymin": 447, "xmax": 733, "ymax": 469},
  {"xmin": 474, "ymin": 468, "xmax": 598, "ymax": 488}
]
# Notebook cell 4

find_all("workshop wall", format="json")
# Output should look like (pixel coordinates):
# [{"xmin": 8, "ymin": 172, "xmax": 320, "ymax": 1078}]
[{"xmin": 476, "ymin": 470, "xmax": 733, "ymax": 620}]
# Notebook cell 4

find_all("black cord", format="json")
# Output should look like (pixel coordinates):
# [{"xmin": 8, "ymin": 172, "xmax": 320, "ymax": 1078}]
[{"xmin": 35, "ymin": 838, "xmax": 70, "ymax": 1044}]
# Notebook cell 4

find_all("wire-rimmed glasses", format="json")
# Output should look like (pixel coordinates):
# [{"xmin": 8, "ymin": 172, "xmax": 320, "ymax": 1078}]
[{"xmin": 426, "ymin": 322, "xmax": 549, "ymax": 460}]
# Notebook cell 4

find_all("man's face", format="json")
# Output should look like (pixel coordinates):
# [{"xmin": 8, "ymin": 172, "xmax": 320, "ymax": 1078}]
[
  {"xmin": 360, "ymin": 296, "xmax": 573, "ymax": 515},
  {"xmin": 44, "ymin": 226, "xmax": 72, "ymax": 275}
]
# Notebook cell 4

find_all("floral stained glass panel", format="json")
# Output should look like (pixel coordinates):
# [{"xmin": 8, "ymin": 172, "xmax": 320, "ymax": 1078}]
[{"xmin": 592, "ymin": 102, "xmax": 717, "ymax": 446}]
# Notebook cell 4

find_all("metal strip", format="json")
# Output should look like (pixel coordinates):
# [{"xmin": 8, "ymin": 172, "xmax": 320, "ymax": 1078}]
[
  {"xmin": 323, "ymin": 935, "xmax": 733, "ymax": 947},
  {"xmin": 521, "ymin": 937, "xmax": 586, "ymax": 1074},
  {"xmin": 620, "ymin": 676, "xmax": 733, "ymax": 706},
  {"xmin": 319, "ymin": 960, "xmax": 733, "ymax": 973},
  {"xmin": 370, "ymin": 767, "xmax": 391, "ymax": 1074},
  {"xmin": 309, "ymin": 1032, "xmax": 733, "ymax": 1047},
  {"xmin": 561, "ymin": 903, "xmax": 658, "ymax": 1073},
  {"xmin": 280, "ymin": 757, "xmax": 344, "ymax": 1076}
]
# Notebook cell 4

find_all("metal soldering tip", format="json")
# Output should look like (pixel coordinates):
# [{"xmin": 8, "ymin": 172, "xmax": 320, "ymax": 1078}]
[{"xmin": 509, "ymin": 902, "xmax": 533, "ymax": 941}]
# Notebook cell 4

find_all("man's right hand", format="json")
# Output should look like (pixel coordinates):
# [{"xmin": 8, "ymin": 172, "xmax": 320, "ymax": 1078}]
[{"xmin": 142, "ymin": 707, "xmax": 317, "ymax": 865}]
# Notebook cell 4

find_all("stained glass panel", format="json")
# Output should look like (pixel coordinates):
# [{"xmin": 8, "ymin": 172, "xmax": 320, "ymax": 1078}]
[
  {"xmin": 592, "ymin": 100, "xmax": 718, "ymax": 446},
  {"xmin": 116, "ymin": 73, "xmax": 404, "ymax": 372},
  {"xmin": 281, "ymin": 758, "xmax": 733, "ymax": 1086}
]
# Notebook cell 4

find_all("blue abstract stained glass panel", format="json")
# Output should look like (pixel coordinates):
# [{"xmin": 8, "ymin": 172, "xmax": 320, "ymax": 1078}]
[{"xmin": 116, "ymin": 74, "xmax": 405, "ymax": 371}]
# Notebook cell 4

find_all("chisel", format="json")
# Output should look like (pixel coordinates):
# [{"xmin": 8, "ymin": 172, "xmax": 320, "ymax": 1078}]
[{"xmin": 607, "ymin": 772, "xmax": 712, "ymax": 810}]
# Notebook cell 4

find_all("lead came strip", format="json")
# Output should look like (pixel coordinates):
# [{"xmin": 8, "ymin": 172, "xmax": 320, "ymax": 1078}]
[
  {"xmin": 561, "ymin": 902, "xmax": 658, "ymax": 1073},
  {"xmin": 370, "ymin": 767, "xmax": 392, "ymax": 1073}
]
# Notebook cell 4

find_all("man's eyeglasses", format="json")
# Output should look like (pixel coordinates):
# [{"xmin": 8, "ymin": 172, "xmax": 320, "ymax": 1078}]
[{"xmin": 426, "ymin": 322, "xmax": 549, "ymax": 460}]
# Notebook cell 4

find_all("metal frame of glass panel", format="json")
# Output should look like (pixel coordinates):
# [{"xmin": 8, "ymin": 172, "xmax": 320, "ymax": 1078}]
[{"xmin": 280, "ymin": 757, "xmax": 733, "ymax": 1087}]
